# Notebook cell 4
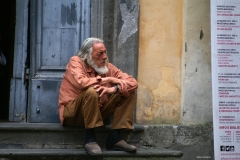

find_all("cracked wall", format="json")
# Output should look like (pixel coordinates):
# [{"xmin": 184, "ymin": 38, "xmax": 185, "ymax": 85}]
[{"xmin": 136, "ymin": 0, "xmax": 183, "ymax": 124}]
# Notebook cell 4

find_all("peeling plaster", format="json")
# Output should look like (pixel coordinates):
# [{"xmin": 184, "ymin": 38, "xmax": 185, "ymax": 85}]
[
  {"xmin": 137, "ymin": 0, "xmax": 183, "ymax": 125},
  {"xmin": 137, "ymin": 67, "xmax": 180, "ymax": 124},
  {"xmin": 118, "ymin": 2, "xmax": 139, "ymax": 48}
]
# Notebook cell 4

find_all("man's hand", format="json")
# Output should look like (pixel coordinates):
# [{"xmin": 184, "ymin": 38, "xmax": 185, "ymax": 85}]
[{"xmin": 94, "ymin": 85, "xmax": 117, "ymax": 97}]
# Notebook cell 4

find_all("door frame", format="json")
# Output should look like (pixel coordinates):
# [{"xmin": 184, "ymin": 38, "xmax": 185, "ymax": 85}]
[{"xmin": 9, "ymin": 0, "xmax": 29, "ymax": 122}]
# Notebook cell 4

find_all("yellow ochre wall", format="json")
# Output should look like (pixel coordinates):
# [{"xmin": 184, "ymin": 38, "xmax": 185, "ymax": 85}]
[{"xmin": 136, "ymin": 0, "xmax": 183, "ymax": 124}]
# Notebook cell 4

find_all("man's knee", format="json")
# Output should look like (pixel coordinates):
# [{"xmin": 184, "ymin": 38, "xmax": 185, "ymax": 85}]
[
  {"xmin": 128, "ymin": 91, "xmax": 136, "ymax": 100},
  {"xmin": 84, "ymin": 87, "xmax": 99, "ymax": 99}
]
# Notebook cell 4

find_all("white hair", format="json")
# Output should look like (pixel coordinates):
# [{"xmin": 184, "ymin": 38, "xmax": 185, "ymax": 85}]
[{"xmin": 77, "ymin": 37, "xmax": 104, "ymax": 61}]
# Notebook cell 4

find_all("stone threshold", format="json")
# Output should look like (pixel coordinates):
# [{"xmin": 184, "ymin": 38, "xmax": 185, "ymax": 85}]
[
  {"xmin": 0, "ymin": 148, "xmax": 183, "ymax": 158},
  {"xmin": 0, "ymin": 123, "xmax": 145, "ymax": 132}
]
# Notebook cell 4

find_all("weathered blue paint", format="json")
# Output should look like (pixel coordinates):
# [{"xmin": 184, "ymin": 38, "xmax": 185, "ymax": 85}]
[
  {"xmin": 61, "ymin": 3, "xmax": 77, "ymax": 27},
  {"xmin": 28, "ymin": 0, "xmax": 90, "ymax": 122},
  {"xmin": 10, "ymin": 0, "xmax": 90, "ymax": 122}
]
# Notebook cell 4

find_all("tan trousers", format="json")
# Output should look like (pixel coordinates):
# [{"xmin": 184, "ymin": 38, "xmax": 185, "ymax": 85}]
[{"xmin": 63, "ymin": 87, "xmax": 135, "ymax": 130}]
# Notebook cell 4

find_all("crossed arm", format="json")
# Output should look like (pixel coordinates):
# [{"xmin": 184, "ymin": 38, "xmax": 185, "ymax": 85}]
[
  {"xmin": 67, "ymin": 57, "xmax": 137, "ymax": 98},
  {"xmin": 94, "ymin": 76, "xmax": 120, "ymax": 97}
]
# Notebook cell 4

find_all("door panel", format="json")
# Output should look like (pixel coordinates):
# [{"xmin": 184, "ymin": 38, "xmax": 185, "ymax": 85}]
[
  {"xmin": 61, "ymin": 29, "xmax": 77, "ymax": 66},
  {"xmin": 28, "ymin": 0, "xmax": 90, "ymax": 122},
  {"xmin": 43, "ymin": 0, "xmax": 62, "ymax": 28},
  {"xmin": 42, "ymin": 28, "xmax": 62, "ymax": 66},
  {"xmin": 29, "ymin": 80, "xmax": 62, "ymax": 122}
]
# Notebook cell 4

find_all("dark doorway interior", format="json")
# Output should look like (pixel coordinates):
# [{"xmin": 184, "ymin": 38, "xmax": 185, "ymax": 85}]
[{"xmin": 0, "ymin": 0, "xmax": 16, "ymax": 121}]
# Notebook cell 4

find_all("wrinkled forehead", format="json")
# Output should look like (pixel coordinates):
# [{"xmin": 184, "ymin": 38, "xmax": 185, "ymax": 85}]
[{"xmin": 92, "ymin": 42, "xmax": 106, "ymax": 50}]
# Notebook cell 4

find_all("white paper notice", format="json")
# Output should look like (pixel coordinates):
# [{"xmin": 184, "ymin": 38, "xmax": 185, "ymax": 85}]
[{"xmin": 211, "ymin": 0, "xmax": 240, "ymax": 159}]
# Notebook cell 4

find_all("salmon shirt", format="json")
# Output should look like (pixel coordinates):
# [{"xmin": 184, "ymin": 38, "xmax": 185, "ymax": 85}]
[{"xmin": 58, "ymin": 56, "xmax": 138, "ymax": 124}]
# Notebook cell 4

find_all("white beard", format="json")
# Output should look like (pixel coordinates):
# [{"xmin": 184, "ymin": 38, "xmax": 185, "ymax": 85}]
[{"xmin": 87, "ymin": 56, "xmax": 109, "ymax": 75}]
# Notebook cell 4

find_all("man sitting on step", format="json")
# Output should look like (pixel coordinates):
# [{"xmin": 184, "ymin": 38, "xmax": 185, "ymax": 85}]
[{"xmin": 58, "ymin": 37, "xmax": 138, "ymax": 155}]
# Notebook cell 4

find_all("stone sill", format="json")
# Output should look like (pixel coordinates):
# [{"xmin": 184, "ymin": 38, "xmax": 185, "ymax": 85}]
[
  {"xmin": 0, "ymin": 149, "xmax": 183, "ymax": 158},
  {"xmin": 0, "ymin": 123, "xmax": 145, "ymax": 132}
]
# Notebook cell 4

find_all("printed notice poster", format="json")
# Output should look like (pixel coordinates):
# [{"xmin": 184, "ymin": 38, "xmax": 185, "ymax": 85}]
[{"xmin": 211, "ymin": 0, "xmax": 240, "ymax": 159}]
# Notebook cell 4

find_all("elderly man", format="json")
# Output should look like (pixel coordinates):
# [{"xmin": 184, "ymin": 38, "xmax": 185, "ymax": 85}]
[{"xmin": 58, "ymin": 37, "xmax": 138, "ymax": 155}]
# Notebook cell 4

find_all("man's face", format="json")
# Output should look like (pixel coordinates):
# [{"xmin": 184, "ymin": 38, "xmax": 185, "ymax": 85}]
[{"xmin": 91, "ymin": 42, "xmax": 108, "ymax": 68}]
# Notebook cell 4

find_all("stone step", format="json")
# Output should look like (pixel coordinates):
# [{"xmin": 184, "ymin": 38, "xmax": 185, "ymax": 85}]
[
  {"xmin": 0, "ymin": 122, "xmax": 145, "ymax": 132},
  {"xmin": 0, "ymin": 149, "xmax": 183, "ymax": 160},
  {"xmin": 0, "ymin": 123, "xmax": 144, "ymax": 149},
  {"xmin": 0, "ymin": 123, "xmax": 183, "ymax": 159}
]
